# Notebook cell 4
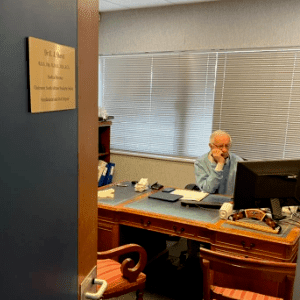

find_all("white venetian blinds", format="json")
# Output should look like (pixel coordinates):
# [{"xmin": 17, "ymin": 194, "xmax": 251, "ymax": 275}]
[
  {"xmin": 213, "ymin": 49, "xmax": 300, "ymax": 161},
  {"xmin": 100, "ymin": 48, "xmax": 300, "ymax": 161},
  {"xmin": 100, "ymin": 52, "xmax": 217, "ymax": 157}
]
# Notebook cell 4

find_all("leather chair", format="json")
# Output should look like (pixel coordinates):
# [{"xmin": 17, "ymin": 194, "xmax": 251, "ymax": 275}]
[
  {"xmin": 184, "ymin": 183, "xmax": 200, "ymax": 191},
  {"xmin": 200, "ymin": 248, "xmax": 296, "ymax": 300},
  {"xmin": 96, "ymin": 244, "xmax": 147, "ymax": 300}
]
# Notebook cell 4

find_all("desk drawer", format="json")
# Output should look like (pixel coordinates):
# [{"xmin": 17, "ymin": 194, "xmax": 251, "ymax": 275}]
[
  {"xmin": 98, "ymin": 219, "xmax": 120, "ymax": 251},
  {"xmin": 119, "ymin": 212, "xmax": 212, "ymax": 243},
  {"xmin": 98, "ymin": 207, "xmax": 117, "ymax": 222},
  {"xmin": 214, "ymin": 232, "xmax": 295, "ymax": 261}
]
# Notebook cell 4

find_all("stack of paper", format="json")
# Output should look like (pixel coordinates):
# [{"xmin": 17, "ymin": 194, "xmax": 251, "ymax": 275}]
[
  {"xmin": 171, "ymin": 189, "xmax": 209, "ymax": 202},
  {"xmin": 98, "ymin": 160, "xmax": 107, "ymax": 182},
  {"xmin": 98, "ymin": 188, "xmax": 114, "ymax": 199},
  {"xmin": 135, "ymin": 178, "xmax": 149, "ymax": 192}
]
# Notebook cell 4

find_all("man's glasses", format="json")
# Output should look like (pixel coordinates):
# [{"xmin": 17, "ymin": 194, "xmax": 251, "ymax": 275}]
[{"xmin": 211, "ymin": 143, "xmax": 231, "ymax": 150}]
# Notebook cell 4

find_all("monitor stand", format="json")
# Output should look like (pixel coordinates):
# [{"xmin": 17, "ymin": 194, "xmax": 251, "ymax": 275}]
[{"xmin": 270, "ymin": 198, "xmax": 286, "ymax": 220}]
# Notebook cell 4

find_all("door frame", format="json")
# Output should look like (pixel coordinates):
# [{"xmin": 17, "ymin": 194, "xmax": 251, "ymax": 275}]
[{"xmin": 78, "ymin": 0, "xmax": 99, "ymax": 297}]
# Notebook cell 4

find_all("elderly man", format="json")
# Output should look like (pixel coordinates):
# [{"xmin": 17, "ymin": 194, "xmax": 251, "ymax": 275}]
[
  {"xmin": 194, "ymin": 130, "xmax": 243, "ymax": 196},
  {"xmin": 182, "ymin": 131, "xmax": 243, "ymax": 297}
]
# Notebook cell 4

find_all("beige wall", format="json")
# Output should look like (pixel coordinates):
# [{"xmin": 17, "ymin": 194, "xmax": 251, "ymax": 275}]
[
  {"xmin": 99, "ymin": 0, "xmax": 300, "ymax": 187},
  {"xmin": 111, "ymin": 153, "xmax": 195, "ymax": 189},
  {"xmin": 99, "ymin": 0, "xmax": 300, "ymax": 55}
]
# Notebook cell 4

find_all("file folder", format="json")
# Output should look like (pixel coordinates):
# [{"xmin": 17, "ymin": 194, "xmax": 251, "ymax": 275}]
[
  {"xmin": 103, "ymin": 162, "xmax": 115, "ymax": 185},
  {"xmin": 98, "ymin": 165, "xmax": 108, "ymax": 187}
]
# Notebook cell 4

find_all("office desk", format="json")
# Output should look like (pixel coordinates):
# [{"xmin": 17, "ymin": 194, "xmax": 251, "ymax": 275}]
[
  {"xmin": 98, "ymin": 182, "xmax": 300, "ymax": 262},
  {"xmin": 98, "ymin": 182, "xmax": 299, "ymax": 299}
]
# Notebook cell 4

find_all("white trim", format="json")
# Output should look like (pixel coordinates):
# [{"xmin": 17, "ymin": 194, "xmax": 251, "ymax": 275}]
[{"xmin": 111, "ymin": 149, "xmax": 196, "ymax": 163}]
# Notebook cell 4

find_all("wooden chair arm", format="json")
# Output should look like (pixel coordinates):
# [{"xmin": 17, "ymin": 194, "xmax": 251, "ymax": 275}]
[
  {"xmin": 97, "ymin": 244, "xmax": 147, "ymax": 283},
  {"xmin": 200, "ymin": 248, "xmax": 296, "ymax": 277},
  {"xmin": 201, "ymin": 258, "xmax": 212, "ymax": 300}
]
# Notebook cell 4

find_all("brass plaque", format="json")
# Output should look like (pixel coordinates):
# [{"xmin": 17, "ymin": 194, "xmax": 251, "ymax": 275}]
[{"xmin": 28, "ymin": 37, "xmax": 76, "ymax": 113}]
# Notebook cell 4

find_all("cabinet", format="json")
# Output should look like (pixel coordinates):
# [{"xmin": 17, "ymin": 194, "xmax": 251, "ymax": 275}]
[{"xmin": 98, "ymin": 121, "xmax": 112, "ymax": 163}]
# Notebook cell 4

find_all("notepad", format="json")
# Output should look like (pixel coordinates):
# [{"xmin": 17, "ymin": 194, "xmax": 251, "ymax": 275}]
[
  {"xmin": 171, "ymin": 189, "xmax": 209, "ymax": 201},
  {"xmin": 97, "ymin": 188, "xmax": 115, "ymax": 199}
]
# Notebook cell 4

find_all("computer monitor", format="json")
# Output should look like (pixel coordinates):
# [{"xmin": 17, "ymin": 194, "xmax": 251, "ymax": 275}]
[{"xmin": 233, "ymin": 159, "xmax": 300, "ymax": 220}]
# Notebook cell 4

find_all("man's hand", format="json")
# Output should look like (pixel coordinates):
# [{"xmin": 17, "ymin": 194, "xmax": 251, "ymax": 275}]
[{"xmin": 211, "ymin": 148, "xmax": 226, "ymax": 164}]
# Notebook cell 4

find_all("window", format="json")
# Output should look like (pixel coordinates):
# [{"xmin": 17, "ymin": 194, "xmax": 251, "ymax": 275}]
[
  {"xmin": 213, "ymin": 49, "xmax": 300, "ymax": 160},
  {"xmin": 100, "ymin": 52, "xmax": 216, "ymax": 158},
  {"xmin": 100, "ymin": 48, "xmax": 300, "ymax": 161}
]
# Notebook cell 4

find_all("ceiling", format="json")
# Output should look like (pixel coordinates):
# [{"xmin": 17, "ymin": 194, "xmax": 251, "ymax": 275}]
[{"xmin": 99, "ymin": 0, "xmax": 218, "ymax": 12}]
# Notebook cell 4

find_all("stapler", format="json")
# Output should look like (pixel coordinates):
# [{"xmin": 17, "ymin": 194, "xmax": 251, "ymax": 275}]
[{"xmin": 151, "ymin": 182, "xmax": 164, "ymax": 190}]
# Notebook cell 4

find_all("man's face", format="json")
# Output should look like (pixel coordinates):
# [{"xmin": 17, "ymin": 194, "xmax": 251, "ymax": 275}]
[{"xmin": 210, "ymin": 134, "xmax": 231, "ymax": 159}]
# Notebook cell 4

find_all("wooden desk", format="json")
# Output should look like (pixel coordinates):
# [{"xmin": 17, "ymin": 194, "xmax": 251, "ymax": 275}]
[
  {"xmin": 98, "ymin": 182, "xmax": 299, "ymax": 261},
  {"xmin": 98, "ymin": 182, "xmax": 299, "ymax": 299}
]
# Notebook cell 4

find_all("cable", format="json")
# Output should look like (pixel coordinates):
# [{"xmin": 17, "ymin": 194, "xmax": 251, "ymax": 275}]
[{"xmin": 279, "ymin": 219, "xmax": 300, "ymax": 228}]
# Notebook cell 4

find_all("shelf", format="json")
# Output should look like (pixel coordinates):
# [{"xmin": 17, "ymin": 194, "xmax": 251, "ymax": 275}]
[
  {"xmin": 98, "ymin": 120, "xmax": 112, "ymax": 127},
  {"xmin": 99, "ymin": 152, "xmax": 110, "ymax": 158},
  {"xmin": 98, "ymin": 121, "xmax": 112, "ymax": 163}
]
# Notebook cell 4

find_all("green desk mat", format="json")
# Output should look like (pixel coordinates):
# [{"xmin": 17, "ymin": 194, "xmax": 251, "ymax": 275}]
[{"xmin": 124, "ymin": 196, "xmax": 220, "ymax": 224}]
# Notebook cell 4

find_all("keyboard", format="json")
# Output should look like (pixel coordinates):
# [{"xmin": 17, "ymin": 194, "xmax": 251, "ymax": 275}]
[
  {"xmin": 181, "ymin": 199, "xmax": 222, "ymax": 208},
  {"xmin": 148, "ymin": 191, "xmax": 183, "ymax": 202},
  {"xmin": 180, "ymin": 194, "xmax": 232, "ymax": 209}
]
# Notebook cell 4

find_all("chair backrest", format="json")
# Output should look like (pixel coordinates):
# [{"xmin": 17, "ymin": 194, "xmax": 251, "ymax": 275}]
[
  {"xmin": 200, "ymin": 248, "xmax": 296, "ymax": 300},
  {"xmin": 184, "ymin": 183, "xmax": 200, "ymax": 191}
]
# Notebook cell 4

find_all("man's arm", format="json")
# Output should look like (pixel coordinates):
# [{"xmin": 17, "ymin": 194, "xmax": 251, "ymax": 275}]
[{"xmin": 194, "ymin": 159, "xmax": 223, "ymax": 194}]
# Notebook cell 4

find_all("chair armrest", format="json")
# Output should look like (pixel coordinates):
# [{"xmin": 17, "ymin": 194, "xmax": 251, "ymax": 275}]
[
  {"xmin": 201, "ymin": 258, "xmax": 212, "ymax": 300},
  {"xmin": 97, "ymin": 244, "xmax": 147, "ymax": 283}
]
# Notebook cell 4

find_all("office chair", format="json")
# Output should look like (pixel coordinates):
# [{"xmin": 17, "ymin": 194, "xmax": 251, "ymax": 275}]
[
  {"xmin": 200, "ymin": 248, "xmax": 296, "ymax": 300},
  {"xmin": 184, "ymin": 183, "xmax": 200, "ymax": 191},
  {"xmin": 96, "ymin": 244, "xmax": 147, "ymax": 300}
]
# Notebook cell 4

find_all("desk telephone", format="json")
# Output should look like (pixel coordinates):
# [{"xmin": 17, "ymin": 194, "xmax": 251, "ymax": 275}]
[{"xmin": 176, "ymin": 189, "xmax": 282, "ymax": 233}]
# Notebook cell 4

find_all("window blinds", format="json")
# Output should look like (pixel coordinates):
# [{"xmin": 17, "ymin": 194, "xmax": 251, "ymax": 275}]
[
  {"xmin": 100, "ymin": 47, "xmax": 300, "ymax": 161},
  {"xmin": 101, "ymin": 55, "xmax": 153, "ymax": 153},
  {"xmin": 213, "ymin": 49, "xmax": 300, "ymax": 161},
  {"xmin": 100, "ymin": 52, "xmax": 216, "ymax": 158}
]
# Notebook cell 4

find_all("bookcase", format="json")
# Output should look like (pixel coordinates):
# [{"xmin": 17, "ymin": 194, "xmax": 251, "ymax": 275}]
[{"xmin": 98, "ymin": 121, "xmax": 112, "ymax": 163}]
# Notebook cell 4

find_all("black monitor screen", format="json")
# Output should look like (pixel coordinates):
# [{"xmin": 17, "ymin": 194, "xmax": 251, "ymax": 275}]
[{"xmin": 233, "ymin": 159, "xmax": 300, "ymax": 219}]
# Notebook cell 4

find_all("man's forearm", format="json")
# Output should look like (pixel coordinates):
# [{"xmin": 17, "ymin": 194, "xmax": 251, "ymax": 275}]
[{"xmin": 196, "ymin": 171, "xmax": 223, "ymax": 193}]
